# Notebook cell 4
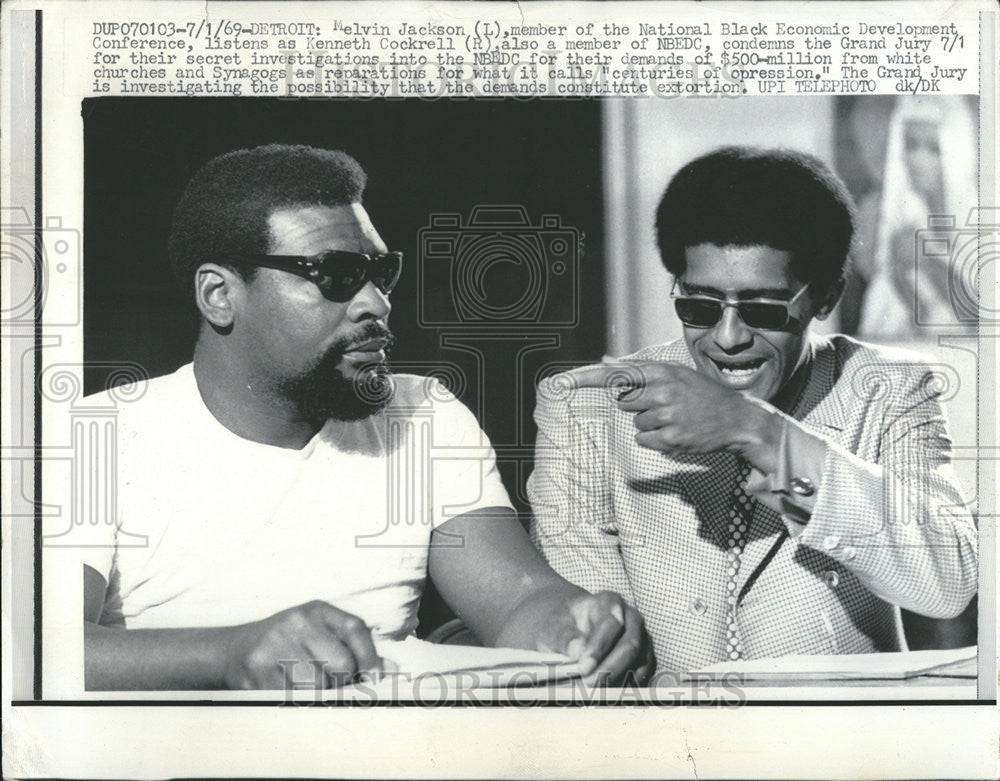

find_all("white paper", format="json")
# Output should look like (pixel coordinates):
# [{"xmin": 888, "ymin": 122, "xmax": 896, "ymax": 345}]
[
  {"xmin": 376, "ymin": 637, "xmax": 581, "ymax": 682},
  {"xmin": 685, "ymin": 645, "xmax": 977, "ymax": 681}
]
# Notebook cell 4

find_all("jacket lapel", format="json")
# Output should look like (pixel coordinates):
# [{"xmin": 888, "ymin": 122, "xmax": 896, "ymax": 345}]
[
  {"xmin": 795, "ymin": 335, "xmax": 848, "ymax": 434},
  {"xmin": 735, "ymin": 505, "xmax": 788, "ymax": 596},
  {"xmin": 674, "ymin": 451, "xmax": 742, "ymax": 550}
]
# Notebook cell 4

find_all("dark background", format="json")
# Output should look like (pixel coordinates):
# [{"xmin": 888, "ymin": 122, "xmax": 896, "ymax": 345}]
[{"xmin": 83, "ymin": 97, "xmax": 607, "ymax": 634}]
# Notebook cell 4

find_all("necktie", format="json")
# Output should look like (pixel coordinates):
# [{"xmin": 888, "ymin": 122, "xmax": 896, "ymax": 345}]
[{"xmin": 725, "ymin": 459, "xmax": 754, "ymax": 661}]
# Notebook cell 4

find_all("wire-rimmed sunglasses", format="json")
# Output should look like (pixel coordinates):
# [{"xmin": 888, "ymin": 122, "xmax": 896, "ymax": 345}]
[
  {"xmin": 671, "ymin": 279, "xmax": 810, "ymax": 331},
  {"xmin": 228, "ymin": 250, "xmax": 403, "ymax": 302}
]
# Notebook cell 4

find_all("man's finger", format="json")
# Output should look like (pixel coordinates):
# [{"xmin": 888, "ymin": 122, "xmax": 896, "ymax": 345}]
[
  {"xmin": 255, "ymin": 640, "xmax": 311, "ymax": 690},
  {"xmin": 634, "ymin": 429, "xmax": 681, "ymax": 453},
  {"xmin": 631, "ymin": 661, "xmax": 654, "ymax": 688},
  {"xmin": 548, "ymin": 361, "xmax": 673, "ymax": 392},
  {"xmin": 578, "ymin": 612, "xmax": 627, "ymax": 676},
  {"xmin": 540, "ymin": 613, "xmax": 591, "ymax": 660},
  {"xmin": 617, "ymin": 385, "xmax": 678, "ymax": 413},
  {"xmin": 316, "ymin": 604, "xmax": 382, "ymax": 674},
  {"xmin": 584, "ymin": 604, "xmax": 647, "ymax": 687},
  {"xmin": 302, "ymin": 632, "xmax": 358, "ymax": 688},
  {"xmin": 574, "ymin": 593, "xmax": 627, "ymax": 676},
  {"xmin": 632, "ymin": 407, "xmax": 669, "ymax": 432}
]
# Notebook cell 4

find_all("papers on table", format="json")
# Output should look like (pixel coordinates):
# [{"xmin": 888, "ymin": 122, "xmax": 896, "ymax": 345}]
[
  {"xmin": 682, "ymin": 646, "xmax": 977, "ymax": 681},
  {"xmin": 374, "ymin": 637, "xmax": 582, "ymax": 687},
  {"xmin": 373, "ymin": 640, "xmax": 978, "ymax": 686}
]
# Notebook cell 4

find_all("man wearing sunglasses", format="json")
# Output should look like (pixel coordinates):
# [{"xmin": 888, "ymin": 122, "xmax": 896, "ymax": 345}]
[
  {"xmin": 529, "ymin": 147, "xmax": 977, "ymax": 671},
  {"xmin": 78, "ymin": 144, "xmax": 650, "ymax": 689}
]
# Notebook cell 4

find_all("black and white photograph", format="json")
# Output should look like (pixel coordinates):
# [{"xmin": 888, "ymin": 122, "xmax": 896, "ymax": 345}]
[
  {"xmin": 2, "ymin": 1, "xmax": 997, "ymax": 778},
  {"xmin": 67, "ymin": 94, "xmax": 982, "ymax": 691}
]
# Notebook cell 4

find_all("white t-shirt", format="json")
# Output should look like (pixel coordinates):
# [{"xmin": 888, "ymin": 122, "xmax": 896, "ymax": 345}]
[{"xmin": 73, "ymin": 364, "xmax": 513, "ymax": 639}]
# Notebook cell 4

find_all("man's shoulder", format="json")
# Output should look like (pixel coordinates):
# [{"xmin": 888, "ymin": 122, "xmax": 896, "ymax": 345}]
[
  {"xmin": 817, "ymin": 334, "xmax": 947, "ymax": 407},
  {"xmin": 83, "ymin": 364, "xmax": 195, "ymax": 428},
  {"xmin": 383, "ymin": 372, "xmax": 493, "ymax": 445},
  {"xmin": 821, "ymin": 334, "xmax": 939, "ymax": 382},
  {"xmin": 388, "ymin": 372, "xmax": 453, "ymax": 406},
  {"xmin": 387, "ymin": 373, "xmax": 478, "ymax": 420},
  {"xmin": 823, "ymin": 334, "xmax": 933, "ymax": 365}
]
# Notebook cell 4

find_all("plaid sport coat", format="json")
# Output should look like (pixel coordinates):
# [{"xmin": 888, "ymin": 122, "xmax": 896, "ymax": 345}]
[{"xmin": 528, "ymin": 335, "xmax": 978, "ymax": 671}]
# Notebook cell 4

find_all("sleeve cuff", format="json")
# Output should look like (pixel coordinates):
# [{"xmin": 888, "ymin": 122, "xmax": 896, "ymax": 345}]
[{"xmin": 746, "ymin": 415, "xmax": 831, "ymax": 526}]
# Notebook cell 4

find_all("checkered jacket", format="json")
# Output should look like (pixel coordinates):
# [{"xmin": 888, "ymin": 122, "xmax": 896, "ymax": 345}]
[{"xmin": 528, "ymin": 335, "xmax": 978, "ymax": 671}]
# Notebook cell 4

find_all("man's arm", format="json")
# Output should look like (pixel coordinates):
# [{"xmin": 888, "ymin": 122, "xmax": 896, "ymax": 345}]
[
  {"xmin": 526, "ymin": 380, "xmax": 635, "ymax": 599},
  {"xmin": 726, "ymin": 365, "xmax": 977, "ymax": 619},
  {"xmin": 418, "ymin": 375, "xmax": 647, "ymax": 683},
  {"xmin": 564, "ymin": 359, "xmax": 978, "ymax": 619},
  {"xmin": 84, "ymin": 565, "xmax": 383, "ymax": 690},
  {"xmin": 428, "ymin": 508, "xmax": 650, "ymax": 684},
  {"xmin": 787, "ymin": 368, "xmax": 978, "ymax": 618}
]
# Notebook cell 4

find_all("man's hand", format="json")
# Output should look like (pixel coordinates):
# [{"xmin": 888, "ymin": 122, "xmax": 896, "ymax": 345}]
[
  {"xmin": 534, "ymin": 591, "xmax": 653, "ymax": 686},
  {"xmin": 223, "ymin": 600, "xmax": 384, "ymax": 689},
  {"xmin": 557, "ymin": 361, "xmax": 780, "ymax": 467},
  {"xmin": 430, "ymin": 510, "xmax": 653, "ymax": 687},
  {"xmin": 85, "ymin": 566, "xmax": 387, "ymax": 692}
]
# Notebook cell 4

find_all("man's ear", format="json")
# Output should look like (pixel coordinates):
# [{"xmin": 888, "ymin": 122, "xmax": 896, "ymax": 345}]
[
  {"xmin": 813, "ymin": 278, "xmax": 846, "ymax": 321},
  {"xmin": 194, "ymin": 263, "xmax": 243, "ymax": 328}
]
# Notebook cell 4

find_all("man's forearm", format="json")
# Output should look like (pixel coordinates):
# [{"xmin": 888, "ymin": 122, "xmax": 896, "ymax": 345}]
[
  {"xmin": 492, "ymin": 580, "xmax": 649, "ymax": 683},
  {"xmin": 794, "ymin": 443, "xmax": 978, "ymax": 618},
  {"xmin": 492, "ymin": 580, "xmax": 587, "ymax": 651},
  {"xmin": 85, "ymin": 621, "xmax": 234, "ymax": 690}
]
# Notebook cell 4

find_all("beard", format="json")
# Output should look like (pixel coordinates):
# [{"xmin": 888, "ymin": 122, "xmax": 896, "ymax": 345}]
[{"xmin": 279, "ymin": 322, "xmax": 396, "ymax": 422}]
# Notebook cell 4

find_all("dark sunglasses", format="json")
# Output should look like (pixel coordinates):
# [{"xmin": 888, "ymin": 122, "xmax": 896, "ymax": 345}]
[
  {"xmin": 671, "ymin": 280, "xmax": 810, "ymax": 330},
  {"xmin": 229, "ymin": 250, "xmax": 403, "ymax": 302}
]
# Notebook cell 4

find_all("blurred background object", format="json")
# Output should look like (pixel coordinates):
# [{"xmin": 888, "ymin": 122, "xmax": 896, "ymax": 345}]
[{"xmin": 848, "ymin": 97, "xmax": 978, "ymax": 340}]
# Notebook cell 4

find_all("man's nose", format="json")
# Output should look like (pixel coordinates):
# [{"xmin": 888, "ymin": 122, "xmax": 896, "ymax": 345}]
[
  {"xmin": 346, "ymin": 281, "xmax": 391, "ymax": 320},
  {"xmin": 712, "ymin": 305, "xmax": 754, "ymax": 351}
]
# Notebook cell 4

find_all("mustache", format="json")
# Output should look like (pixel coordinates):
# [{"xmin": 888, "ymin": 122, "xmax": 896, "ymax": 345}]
[{"xmin": 329, "ymin": 321, "xmax": 395, "ymax": 357}]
